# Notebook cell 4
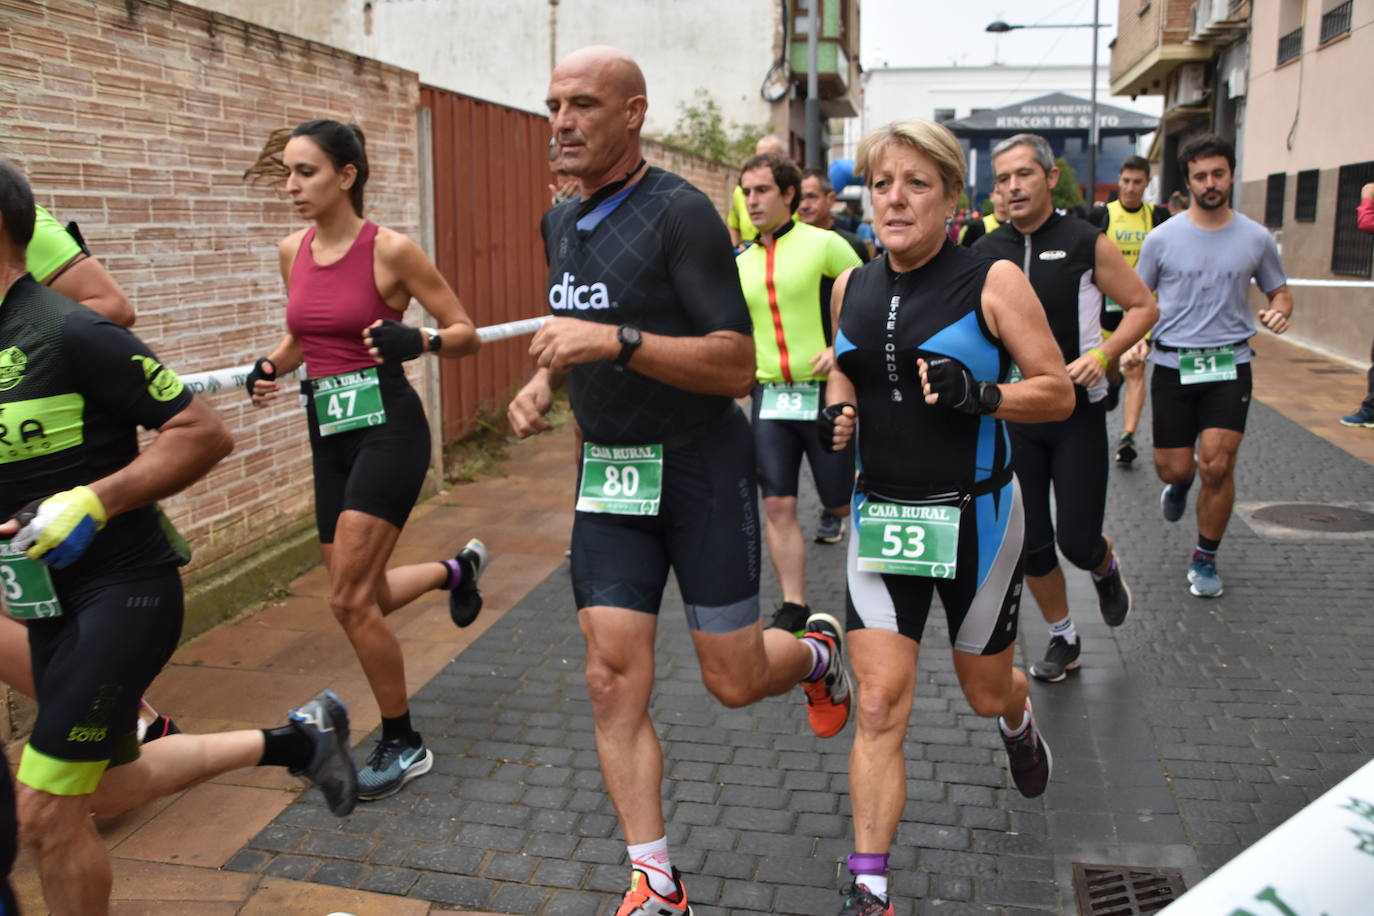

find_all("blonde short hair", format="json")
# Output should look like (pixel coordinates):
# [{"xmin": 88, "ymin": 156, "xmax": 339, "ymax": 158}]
[{"xmin": 856, "ymin": 119, "xmax": 966, "ymax": 198}]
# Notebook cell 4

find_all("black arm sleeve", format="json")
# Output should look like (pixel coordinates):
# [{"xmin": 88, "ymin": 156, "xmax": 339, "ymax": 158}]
[
  {"xmin": 1087, "ymin": 206, "xmax": 1110, "ymax": 232},
  {"xmin": 660, "ymin": 191, "xmax": 753, "ymax": 336},
  {"xmin": 1154, "ymin": 205, "xmax": 1171, "ymax": 226},
  {"xmin": 63, "ymin": 310, "xmax": 194, "ymax": 431}
]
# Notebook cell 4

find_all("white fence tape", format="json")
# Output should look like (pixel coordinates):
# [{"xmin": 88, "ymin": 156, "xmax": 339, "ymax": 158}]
[
  {"xmin": 179, "ymin": 316, "xmax": 549, "ymax": 395},
  {"xmin": 1257, "ymin": 277, "xmax": 1374, "ymax": 289},
  {"xmin": 1161, "ymin": 757, "xmax": 1374, "ymax": 913}
]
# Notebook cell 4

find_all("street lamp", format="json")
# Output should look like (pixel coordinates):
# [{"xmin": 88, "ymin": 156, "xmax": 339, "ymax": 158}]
[{"xmin": 985, "ymin": 3, "xmax": 1109, "ymax": 206}]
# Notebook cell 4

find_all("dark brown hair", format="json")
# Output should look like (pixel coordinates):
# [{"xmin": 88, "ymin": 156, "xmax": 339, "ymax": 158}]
[{"xmin": 245, "ymin": 120, "xmax": 370, "ymax": 216}]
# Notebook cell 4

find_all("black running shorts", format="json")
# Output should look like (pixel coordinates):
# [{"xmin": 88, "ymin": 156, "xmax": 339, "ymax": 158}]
[
  {"xmin": 845, "ymin": 478, "xmax": 1025, "ymax": 656},
  {"xmin": 19, "ymin": 568, "xmax": 184, "ymax": 795},
  {"xmin": 570, "ymin": 407, "xmax": 761, "ymax": 633},
  {"xmin": 305, "ymin": 370, "xmax": 431, "ymax": 543},
  {"xmin": 749, "ymin": 384, "xmax": 854, "ymax": 508},
  {"xmin": 1150, "ymin": 362, "xmax": 1253, "ymax": 449}
]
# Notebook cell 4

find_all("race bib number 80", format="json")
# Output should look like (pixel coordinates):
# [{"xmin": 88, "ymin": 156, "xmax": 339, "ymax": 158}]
[
  {"xmin": 577, "ymin": 444, "xmax": 664, "ymax": 516},
  {"xmin": 0, "ymin": 540, "xmax": 62, "ymax": 619},
  {"xmin": 856, "ymin": 500, "xmax": 961, "ymax": 579}
]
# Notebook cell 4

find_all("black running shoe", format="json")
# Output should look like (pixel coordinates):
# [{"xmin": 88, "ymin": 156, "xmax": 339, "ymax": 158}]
[
  {"xmin": 1029, "ymin": 635, "xmax": 1081, "ymax": 683},
  {"xmin": 139, "ymin": 714, "xmax": 181, "ymax": 744},
  {"xmin": 1002, "ymin": 701, "xmax": 1052, "ymax": 798},
  {"xmin": 287, "ymin": 690, "xmax": 358, "ymax": 816},
  {"xmin": 838, "ymin": 882, "xmax": 894, "ymax": 916},
  {"xmin": 449, "ymin": 538, "xmax": 488, "ymax": 628},
  {"xmin": 1114, "ymin": 432, "xmax": 1137, "ymax": 466},
  {"xmin": 767, "ymin": 601, "xmax": 810, "ymax": 634},
  {"xmin": 1093, "ymin": 558, "xmax": 1132, "ymax": 627},
  {"xmin": 1160, "ymin": 481, "xmax": 1191, "ymax": 523}
]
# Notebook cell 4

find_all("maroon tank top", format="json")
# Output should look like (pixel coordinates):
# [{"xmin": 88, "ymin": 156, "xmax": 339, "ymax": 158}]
[{"xmin": 286, "ymin": 221, "xmax": 397, "ymax": 377}]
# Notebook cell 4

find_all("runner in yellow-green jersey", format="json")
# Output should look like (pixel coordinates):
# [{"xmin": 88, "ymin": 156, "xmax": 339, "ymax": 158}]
[{"xmin": 736, "ymin": 152, "xmax": 861, "ymax": 633}]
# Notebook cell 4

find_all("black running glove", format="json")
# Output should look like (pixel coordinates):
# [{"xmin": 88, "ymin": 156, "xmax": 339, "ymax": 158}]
[
  {"xmin": 368, "ymin": 319, "xmax": 425, "ymax": 363},
  {"xmin": 817, "ymin": 402, "xmax": 856, "ymax": 452},
  {"xmin": 244, "ymin": 357, "xmax": 275, "ymax": 400},
  {"xmin": 923, "ymin": 357, "xmax": 980, "ymax": 415}
]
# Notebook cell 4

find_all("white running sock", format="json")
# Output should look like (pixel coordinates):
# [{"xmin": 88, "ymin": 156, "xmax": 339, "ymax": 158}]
[
  {"xmin": 628, "ymin": 837, "xmax": 677, "ymax": 897},
  {"xmin": 856, "ymin": 873, "xmax": 889, "ymax": 900},
  {"xmin": 1000, "ymin": 702, "xmax": 1031, "ymax": 738},
  {"xmin": 1048, "ymin": 615, "xmax": 1077, "ymax": 645}
]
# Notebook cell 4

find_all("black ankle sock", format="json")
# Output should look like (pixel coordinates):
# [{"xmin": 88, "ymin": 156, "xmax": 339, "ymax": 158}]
[
  {"xmin": 260, "ymin": 725, "xmax": 313, "ymax": 769},
  {"xmin": 382, "ymin": 712, "xmax": 419, "ymax": 745},
  {"xmin": 1197, "ymin": 534, "xmax": 1222, "ymax": 553}
]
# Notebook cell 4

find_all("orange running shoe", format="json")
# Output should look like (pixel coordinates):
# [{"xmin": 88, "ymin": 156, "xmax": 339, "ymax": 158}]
[
  {"xmin": 801, "ymin": 612, "xmax": 852, "ymax": 738},
  {"xmin": 614, "ymin": 867, "xmax": 692, "ymax": 916}
]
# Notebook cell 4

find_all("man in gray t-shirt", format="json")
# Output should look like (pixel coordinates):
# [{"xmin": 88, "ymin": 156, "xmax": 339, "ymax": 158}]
[{"xmin": 1132, "ymin": 134, "xmax": 1294, "ymax": 600}]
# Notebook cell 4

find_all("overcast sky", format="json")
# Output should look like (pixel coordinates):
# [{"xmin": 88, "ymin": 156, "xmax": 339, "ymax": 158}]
[{"xmin": 860, "ymin": 0, "xmax": 1116, "ymax": 70}]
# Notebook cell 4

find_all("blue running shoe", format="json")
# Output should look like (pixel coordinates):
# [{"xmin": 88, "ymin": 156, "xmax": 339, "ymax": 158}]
[
  {"xmin": 1340, "ymin": 408, "xmax": 1374, "ymax": 428},
  {"xmin": 1160, "ymin": 481, "xmax": 1191, "ymax": 522},
  {"xmin": 1187, "ymin": 558, "xmax": 1224, "ymax": 598},
  {"xmin": 357, "ymin": 735, "xmax": 433, "ymax": 800},
  {"xmin": 288, "ymin": 690, "xmax": 358, "ymax": 816}
]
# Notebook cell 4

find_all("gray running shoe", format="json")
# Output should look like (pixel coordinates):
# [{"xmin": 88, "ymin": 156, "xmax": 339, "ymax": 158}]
[
  {"xmin": 287, "ymin": 690, "xmax": 358, "ymax": 816},
  {"xmin": 357, "ymin": 736, "xmax": 433, "ymax": 801},
  {"xmin": 1029, "ymin": 635, "xmax": 1081, "ymax": 683},
  {"xmin": 1188, "ymin": 558, "xmax": 1224, "ymax": 598},
  {"xmin": 1160, "ymin": 481, "xmax": 1191, "ymax": 522},
  {"xmin": 815, "ymin": 511, "xmax": 846, "ymax": 544},
  {"xmin": 449, "ymin": 538, "xmax": 488, "ymax": 628}
]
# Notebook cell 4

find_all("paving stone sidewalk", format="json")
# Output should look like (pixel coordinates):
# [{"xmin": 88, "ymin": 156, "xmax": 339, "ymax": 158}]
[{"xmin": 229, "ymin": 401, "xmax": 1374, "ymax": 915}]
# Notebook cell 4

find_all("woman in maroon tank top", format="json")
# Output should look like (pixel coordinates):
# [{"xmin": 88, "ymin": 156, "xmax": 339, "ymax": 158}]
[{"xmin": 243, "ymin": 120, "xmax": 488, "ymax": 801}]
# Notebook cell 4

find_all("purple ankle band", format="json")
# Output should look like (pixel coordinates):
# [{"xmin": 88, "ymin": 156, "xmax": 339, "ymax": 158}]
[
  {"xmin": 847, "ymin": 853, "xmax": 889, "ymax": 875},
  {"xmin": 442, "ymin": 558, "xmax": 463, "ymax": 590}
]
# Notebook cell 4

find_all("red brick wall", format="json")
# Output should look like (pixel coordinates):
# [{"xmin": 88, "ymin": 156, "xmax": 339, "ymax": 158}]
[{"xmin": 2, "ymin": 0, "xmax": 421, "ymax": 579}]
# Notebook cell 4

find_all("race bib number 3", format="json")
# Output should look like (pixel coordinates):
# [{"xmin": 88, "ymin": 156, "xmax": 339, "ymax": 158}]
[
  {"xmin": 312, "ymin": 368, "xmax": 386, "ymax": 436},
  {"xmin": 0, "ymin": 540, "xmax": 62, "ymax": 619},
  {"xmin": 1178, "ymin": 345, "xmax": 1237, "ymax": 385},
  {"xmin": 577, "ymin": 444, "xmax": 664, "ymax": 516},
  {"xmin": 856, "ymin": 500, "xmax": 961, "ymax": 579},
  {"xmin": 758, "ymin": 382, "xmax": 821, "ymax": 421}
]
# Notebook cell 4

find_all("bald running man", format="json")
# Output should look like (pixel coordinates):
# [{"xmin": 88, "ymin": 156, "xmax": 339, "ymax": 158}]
[{"xmin": 509, "ymin": 47, "xmax": 850, "ymax": 916}]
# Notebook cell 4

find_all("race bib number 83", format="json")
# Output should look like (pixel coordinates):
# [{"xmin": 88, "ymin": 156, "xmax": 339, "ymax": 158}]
[{"xmin": 758, "ymin": 382, "xmax": 821, "ymax": 421}]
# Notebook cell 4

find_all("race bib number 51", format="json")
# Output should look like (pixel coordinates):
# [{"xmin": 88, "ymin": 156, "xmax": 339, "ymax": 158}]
[
  {"xmin": 0, "ymin": 540, "xmax": 62, "ymax": 619},
  {"xmin": 577, "ymin": 444, "xmax": 664, "ymax": 516},
  {"xmin": 1178, "ymin": 345, "xmax": 1237, "ymax": 385},
  {"xmin": 312, "ymin": 368, "xmax": 387, "ymax": 436},
  {"xmin": 856, "ymin": 500, "xmax": 961, "ymax": 579}
]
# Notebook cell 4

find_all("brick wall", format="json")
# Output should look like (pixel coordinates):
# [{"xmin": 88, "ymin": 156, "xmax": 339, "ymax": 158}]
[{"xmin": 1, "ymin": 0, "xmax": 422, "ymax": 581}]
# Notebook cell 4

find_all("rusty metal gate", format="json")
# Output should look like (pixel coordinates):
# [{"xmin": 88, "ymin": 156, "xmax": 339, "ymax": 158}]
[{"xmin": 420, "ymin": 85, "xmax": 551, "ymax": 442}]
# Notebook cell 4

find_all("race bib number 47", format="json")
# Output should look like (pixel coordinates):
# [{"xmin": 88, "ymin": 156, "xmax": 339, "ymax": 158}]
[
  {"xmin": 1178, "ymin": 345, "xmax": 1237, "ymax": 385},
  {"xmin": 577, "ymin": 444, "xmax": 664, "ymax": 516},
  {"xmin": 856, "ymin": 500, "xmax": 961, "ymax": 579},
  {"xmin": 312, "ymin": 368, "xmax": 387, "ymax": 436},
  {"xmin": 0, "ymin": 540, "xmax": 62, "ymax": 619}
]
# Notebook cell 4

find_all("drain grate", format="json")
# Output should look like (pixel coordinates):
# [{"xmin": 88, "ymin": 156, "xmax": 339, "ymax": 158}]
[
  {"xmin": 1072, "ymin": 863, "xmax": 1187, "ymax": 915},
  {"xmin": 1251, "ymin": 503, "xmax": 1374, "ymax": 533}
]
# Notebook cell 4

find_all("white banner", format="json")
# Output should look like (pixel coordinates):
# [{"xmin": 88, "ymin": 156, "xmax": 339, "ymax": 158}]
[{"xmin": 179, "ymin": 316, "xmax": 549, "ymax": 394}]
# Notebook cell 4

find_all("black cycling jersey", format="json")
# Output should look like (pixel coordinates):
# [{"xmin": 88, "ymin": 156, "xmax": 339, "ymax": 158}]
[
  {"xmin": 835, "ymin": 242, "xmax": 1010, "ymax": 492},
  {"xmin": 0, "ymin": 276, "xmax": 192, "ymax": 584},
  {"xmin": 974, "ymin": 211, "xmax": 1107, "ymax": 403},
  {"xmin": 540, "ymin": 167, "xmax": 752, "ymax": 445}
]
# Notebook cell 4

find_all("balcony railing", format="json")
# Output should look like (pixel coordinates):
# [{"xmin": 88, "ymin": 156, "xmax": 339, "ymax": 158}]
[
  {"xmin": 1320, "ymin": 0, "xmax": 1353, "ymax": 43},
  {"xmin": 1277, "ymin": 26, "xmax": 1303, "ymax": 65}
]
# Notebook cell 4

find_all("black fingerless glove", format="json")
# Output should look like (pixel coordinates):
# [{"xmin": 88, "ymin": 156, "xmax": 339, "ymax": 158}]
[
  {"xmin": 369, "ymin": 319, "xmax": 424, "ymax": 363},
  {"xmin": 244, "ymin": 357, "xmax": 275, "ymax": 400},
  {"xmin": 924, "ymin": 357, "xmax": 980, "ymax": 415},
  {"xmin": 817, "ymin": 402, "xmax": 856, "ymax": 451}
]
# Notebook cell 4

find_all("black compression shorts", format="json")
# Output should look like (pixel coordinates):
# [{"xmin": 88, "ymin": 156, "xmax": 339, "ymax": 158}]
[
  {"xmin": 1008, "ymin": 402, "xmax": 1110, "ymax": 577},
  {"xmin": 1150, "ymin": 362, "xmax": 1253, "ymax": 449},
  {"xmin": 19, "ymin": 567, "xmax": 183, "ymax": 795},
  {"xmin": 845, "ymin": 478, "xmax": 1024, "ymax": 655},
  {"xmin": 305, "ymin": 371, "xmax": 431, "ymax": 543},
  {"xmin": 570, "ymin": 407, "xmax": 761, "ymax": 633},
  {"xmin": 749, "ymin": 384, "xmax": 854, "ymax": 507}
]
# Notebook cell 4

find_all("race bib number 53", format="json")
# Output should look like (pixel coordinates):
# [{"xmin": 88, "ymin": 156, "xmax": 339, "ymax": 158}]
[
  {"xmin": 577, "ymin": 444, "xmax": 664, "ymax": 516},
  {"xmin": 856, "ymin": 500, "xmax": 961, "ymax": 579}
]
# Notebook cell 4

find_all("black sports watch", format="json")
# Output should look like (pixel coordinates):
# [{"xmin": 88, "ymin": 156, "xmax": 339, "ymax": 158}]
[
  {"xmin": 976, "ymin": 381, "xmax": 1002, "ymax": 415},
  {"xmin": 613, "ymin": 324, "xmax": 642, "ymax": 369},
  {"xmin": 424, "ymin": 327, "xmax": 442, "ymax": 353}
]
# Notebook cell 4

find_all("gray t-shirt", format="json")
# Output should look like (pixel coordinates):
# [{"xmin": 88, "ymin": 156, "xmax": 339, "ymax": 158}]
[{"xmin": 1137, "ymin": 210, "xmax": 1287, "ymax": 369}]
